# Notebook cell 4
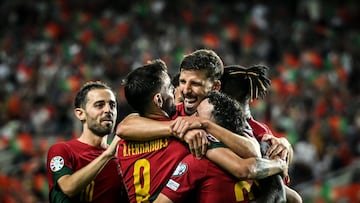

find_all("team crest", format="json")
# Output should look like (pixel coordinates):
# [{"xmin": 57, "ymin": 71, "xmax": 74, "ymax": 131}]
[
  {"xmin": 50, "ymin": 156, "xmax": 64, "ymax": 172},
  {"xmin": 172, "ymin": 162, "xmax": 187, "ymax": 176}
]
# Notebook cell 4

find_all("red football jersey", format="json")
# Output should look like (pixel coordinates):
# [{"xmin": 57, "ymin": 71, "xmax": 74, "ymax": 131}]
[
  {"xmin": 47, "ymin": 139, "xmax": 128, "ymax": 203},
  {"xmin": 118, "ymin": 136, "xmax": 189, "ymax": 203},
  {"xmin": 161, "ymin": 154, "xmax": 256, "ymax": 203},
  {"xmin": 247, "ymin": 117, "xmax": 273, "ymax": 141}
]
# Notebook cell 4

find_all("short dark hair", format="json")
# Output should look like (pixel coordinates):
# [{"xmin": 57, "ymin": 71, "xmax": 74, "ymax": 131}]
[
  {"xmin": 123, "ymin": 59, "xmax": 168, "ymax": 115},
  {"xmin": 205, "ymin": 91, "xmax": 245, "ymax": 134},
  {"xmin": 180, "ymin": 49, "xmax": 224, "ymax": 80},
  {"xmin": 171, "ymin": 72, "xmax": 180, "ymax": 88},
  {"xmin": 221, "ymin": 64, "xmax": 271, "ymax": 104},
  {"xmin": 74, "ymin": 81, "xmax": 113, "ymax": 109}
]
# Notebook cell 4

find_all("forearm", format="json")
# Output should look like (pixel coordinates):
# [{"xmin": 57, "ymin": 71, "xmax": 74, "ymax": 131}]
[
  {"xmin": 202, "ymin": 119, "xmax": 261, "ymax": 158},
  {"xmin": 247, "ymin": 157, "xmax": 286, "ymax": 179},
  {"xmin": 116, "ymin": 113, "xmax": 172, "ymax": 140},
  {"xmin": 57, "ymin": 151, "xmax": 114, "ymax": 197},
  {"xmin": 206, "ymin": 147, "xmax": 286, "ymax": 180},
  {"xmin": 206, "ymin": 147, "xmax": 250, "ymax": 180}
]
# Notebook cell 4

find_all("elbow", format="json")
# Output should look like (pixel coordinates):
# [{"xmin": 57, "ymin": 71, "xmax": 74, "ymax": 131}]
[
  {"xmin": 243, "ymin": 146, "xmax": 261, "ymax": 159},
  {"xmin": 115, "ymin": 124, "xmax": 128, "ymax": 139},
  {"xmin": 232, "ymin": 162, "xmax": 255, "ymax": 180},
  {"xmin": 116, "ymin": 120, "xmax": 135, "ymax": 140},
  {"xmin": 250, "ymin": 141, "xmax": 261, "ymax": 158},
  {"xmin": 252, "ymin": 149, "xmax": 262, "ymax": 159},
  {"xmin": 57, "ymin": 175, "xmax": 86, "ymax": 198},
  {"xmin": 115, "ymin": 113, "xmax": 139, "ymax": 139},
  {"xmin": 59, "ymin": 184, "xmax": 79, "ymax": 198}
]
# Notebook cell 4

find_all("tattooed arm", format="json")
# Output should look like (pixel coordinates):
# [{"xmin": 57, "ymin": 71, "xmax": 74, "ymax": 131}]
[{"xmin": 206, "ymin": 147, "xmax": 287, "ymax": 180}]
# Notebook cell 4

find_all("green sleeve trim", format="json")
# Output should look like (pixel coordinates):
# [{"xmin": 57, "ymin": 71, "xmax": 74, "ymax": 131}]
[
  {"xmin": 52, "ymin": 165, "xmax": 74, "ymax": 183},
  {"xmin": 208, "ymin": 141, "xmax": 227, "ymax": 149},
  {"xmin": 49, "ymin": 186, "xmax": 72, "ymax": 203},
  {"xmin": 49, "ymin": 166, "xmax": 74, "ymax": 203},
  {"xmin": 206, "ymin": 133, "xmax": 227, "ymax": 149}
]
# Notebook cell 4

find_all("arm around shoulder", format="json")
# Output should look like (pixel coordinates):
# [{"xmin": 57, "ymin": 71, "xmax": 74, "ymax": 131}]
[
  {"xmin": 202, "ymin": 119, "xmax": 261, "ymax": 158},
  {"xmin": 116, "ymin": 113, "xmax": 172, "ymax": 140},
  {"xmin": 206, "ymin": 147, "xmax": 287, "ymax": 180}
]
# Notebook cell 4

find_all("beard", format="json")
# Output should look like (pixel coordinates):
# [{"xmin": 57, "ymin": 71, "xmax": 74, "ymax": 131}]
[
  {"xmin": 162, "ymin": 98, "xmax": 177, "ymax": 118},
  {"xmin": 87, "ymin": 117, "xmax": 114, "ymax": 137}
]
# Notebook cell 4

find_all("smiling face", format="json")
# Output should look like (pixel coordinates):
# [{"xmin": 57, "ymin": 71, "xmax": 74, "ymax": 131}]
[
  {"xmin": 82, "ymin": 88, "xmax": 117, "ymax": 137},
  {"xmin": 179, "ymin": 69, "xmax": 215, "ymax": 115}
]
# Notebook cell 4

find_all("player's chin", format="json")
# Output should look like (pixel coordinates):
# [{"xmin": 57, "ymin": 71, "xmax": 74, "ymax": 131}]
[
  {"xmin": 184, "ymin": 106, "xmax": 197, "ymax": 115},
  {"xmin": 99, "ymin": 126, "xmax": 113, "ymax": 136}
]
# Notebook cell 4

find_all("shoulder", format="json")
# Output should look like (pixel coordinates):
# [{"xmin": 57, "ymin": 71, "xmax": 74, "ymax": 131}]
[
  {"xmin": 247, "ymin": 117, "xmax": 272, "ymax": 135},
  {"xmin": 47, "ymin": 139, "xmax": 78, "ymax": 156}
]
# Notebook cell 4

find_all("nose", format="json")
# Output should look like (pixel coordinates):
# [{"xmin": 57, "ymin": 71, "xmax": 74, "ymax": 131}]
[
  {"xmin": 103, "ymin": 103, "xmax": 112, "ymax": 112},
  {"xmin": 182, "ymin": 82, "xmax": 192, "ymax": 95}
]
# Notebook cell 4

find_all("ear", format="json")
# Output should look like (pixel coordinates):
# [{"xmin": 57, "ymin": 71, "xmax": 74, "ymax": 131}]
[
  {"xmin": 153, "ymin": 93, "xmax": 163, "ymax": 108},
  {"xmin": 74, "ymin": 108, "xmax": 86, "ymax": 122},
  {"xmin": 213, "ymin": 80, "xmax": 221, "ymax": 91}
]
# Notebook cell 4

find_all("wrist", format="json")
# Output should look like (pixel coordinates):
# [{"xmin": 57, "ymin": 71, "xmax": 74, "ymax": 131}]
[{"xmin": 201, "ymin": 119, "xmax": 210, "ymax": 129}]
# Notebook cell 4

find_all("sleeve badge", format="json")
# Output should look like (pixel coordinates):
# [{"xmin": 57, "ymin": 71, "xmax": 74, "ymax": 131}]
[
  {"xmin": 50, "ymin": 156, "xmax": 64, "ymax": 172},
  {"xmin": 172, "ymin": 162, "xmax": 188, "ymax": 176}
]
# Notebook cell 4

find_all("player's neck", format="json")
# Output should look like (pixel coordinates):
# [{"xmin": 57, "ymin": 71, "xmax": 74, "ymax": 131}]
[
  {"xmin": 244, "ymin": 102, "xmax": 252, "ymax": 119},
  {"xmin": 145, "ymin": 108, "xmax": 169, "ymax": 120},
  {"xmin": 78, "ymin": 129, "xmax": 104, "ymax": 147}
]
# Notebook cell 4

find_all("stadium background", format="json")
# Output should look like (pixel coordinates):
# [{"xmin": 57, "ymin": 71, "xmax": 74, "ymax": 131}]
[{"xmin": 0, "ymin": 0, "xmax": 359, "ymax": 202}]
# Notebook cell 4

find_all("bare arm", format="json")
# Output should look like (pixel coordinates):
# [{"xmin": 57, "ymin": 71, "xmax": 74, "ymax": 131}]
[
  {"xmin": 200, "ymin": 118, "xmax": 261, "ymax": 158},
  {"xmin": 171, "ymin": 116, "xmax": 261, "ymax": 158},
  {"xmin": 285, "ymin": 186, "xmax": 303, "ymax": 203},
  {"xmin": 153, "ymin": 194, "xmax": 174, "ymax": 203},
  {"xmin": 57, "ymin": 136, "xmax": 120, "ymax": 197},
  {"xmin": 153, "ymin": 146, "xmax": 288, "ymax": 203},
  {"xmin": 206, "ymin": 147, "xmax": 287, "ymax": 180},
  {"xmin": 117, "ymin": 114, "xmax": 210, "ymax": 157},
  {"xmin": 116, "ymin": 113, "xmax": 172, "ymax": 140}
]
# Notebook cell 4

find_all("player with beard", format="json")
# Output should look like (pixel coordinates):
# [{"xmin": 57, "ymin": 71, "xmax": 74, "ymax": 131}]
[
  {"xmin": 46, "ymin": 81, "xmax": 129, "ymax": 203},
  {"xmin": 118, "ymin": 59, "xmax": 190, "ymax": 203},
  {"xmin": 117, "ymin": 49, "xmax": 261, "ymax": 160},
  {"xmin": 154, "ymin": 91, "xmax": 288, "ymax": 203},
  {"xmin": 120, "ymin": 60, "xmax": 289, "ymax": 203}
]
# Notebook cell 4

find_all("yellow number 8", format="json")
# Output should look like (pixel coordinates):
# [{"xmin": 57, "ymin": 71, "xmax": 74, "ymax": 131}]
[{"xmin": 134, "ymin": 159, "xmax": 151, "ymax": 203}]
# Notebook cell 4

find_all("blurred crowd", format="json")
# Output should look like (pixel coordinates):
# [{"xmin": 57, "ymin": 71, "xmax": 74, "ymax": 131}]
[{"xmin": 0, "ymin": 0, "xmax": 359, "ymax": 202}]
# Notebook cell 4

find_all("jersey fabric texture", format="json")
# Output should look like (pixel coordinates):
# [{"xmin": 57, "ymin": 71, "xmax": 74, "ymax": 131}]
[
  {"xmin": 247, "ymin": 116, "xmax": 288, "ymax": 201},
  {"xmin": 247, "ymin": 117, "xmax": 272, "ymax": 141},
  {"xmin": 118, "ymin": 114, "xmax": 189, "ymax": 203},
  {"xmin": 161, "ymin": 154, "xmax": 256, "ymax": 203},
  {"xmin": 46, "ymin": 139, "xmax": 127, "ymax": 203}
]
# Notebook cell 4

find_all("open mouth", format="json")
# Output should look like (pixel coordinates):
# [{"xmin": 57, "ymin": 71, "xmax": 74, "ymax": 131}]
[{"xmin": 184, "ymin": 97, "xmax": 198, "ymax": 110}]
